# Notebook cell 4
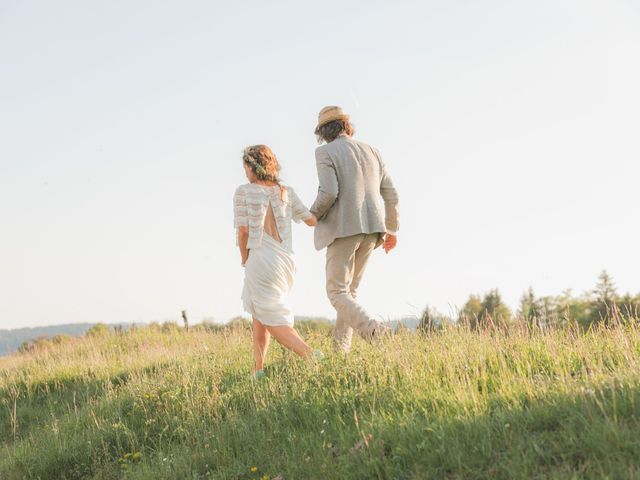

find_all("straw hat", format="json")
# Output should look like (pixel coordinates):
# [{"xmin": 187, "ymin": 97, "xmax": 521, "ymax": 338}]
[{"xmin": 315, "ymin": 106, "xmax": 350, "ymax": 133}]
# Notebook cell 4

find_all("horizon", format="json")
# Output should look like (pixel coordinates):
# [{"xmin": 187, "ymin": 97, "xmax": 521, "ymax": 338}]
[
  {"xmin": 2, "ymin": 1, "xmax": 639, "ymax": 329},
  {"xmin": 1, "ymin": 268, "xmax": 629, "ymax": 332}
]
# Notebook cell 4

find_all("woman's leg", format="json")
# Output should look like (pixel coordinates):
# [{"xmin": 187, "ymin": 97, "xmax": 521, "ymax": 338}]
[
  {"xmin": 265, "ymin": 325, "xmax": 313, "ymax": 358},
  {"xmin": 252, "ymin": 318, "xmax": 271, "ymax": 372}
]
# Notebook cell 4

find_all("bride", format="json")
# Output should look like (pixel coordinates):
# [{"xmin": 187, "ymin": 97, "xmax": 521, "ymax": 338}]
[{"xmin": 233, "ymin": 145, "xmax": 322, "ymax": 377}]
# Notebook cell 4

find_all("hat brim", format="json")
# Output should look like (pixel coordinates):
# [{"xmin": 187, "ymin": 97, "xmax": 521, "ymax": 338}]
[{"xmin": 314, "ymin": 114, "xmax": 350, "ymax": 133}]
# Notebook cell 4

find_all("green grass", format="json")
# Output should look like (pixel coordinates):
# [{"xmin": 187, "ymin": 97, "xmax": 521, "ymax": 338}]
[{"xmin": 1, "ymin": 321, "xmax": 640, "ymax": 479}]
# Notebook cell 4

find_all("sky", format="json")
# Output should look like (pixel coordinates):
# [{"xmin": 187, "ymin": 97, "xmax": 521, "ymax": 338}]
[{"xmin": 1, "ymin": 0, "xmax": 639, "ymax": 329}]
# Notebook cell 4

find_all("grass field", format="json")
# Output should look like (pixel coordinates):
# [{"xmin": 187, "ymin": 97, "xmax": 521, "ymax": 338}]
[{"xmin": 1, "ymin": 321, "xmax": 640, "ymax": 479}]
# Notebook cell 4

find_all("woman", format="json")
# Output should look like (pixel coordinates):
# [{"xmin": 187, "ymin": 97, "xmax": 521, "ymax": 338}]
[{"xmin": 233, "ymin": 145, "xmax": 321, "ymax": 377}]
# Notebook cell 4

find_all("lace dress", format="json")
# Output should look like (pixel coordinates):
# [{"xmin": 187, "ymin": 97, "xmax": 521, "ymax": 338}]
[{"xmin": 233, "ymin": 183, "xmax": 312, "ymax": 326}]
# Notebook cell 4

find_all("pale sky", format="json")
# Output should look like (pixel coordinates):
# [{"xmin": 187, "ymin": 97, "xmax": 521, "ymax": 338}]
[{"xmin": 1, "ymin": 0, "xmax": 639, "ymax": 329}]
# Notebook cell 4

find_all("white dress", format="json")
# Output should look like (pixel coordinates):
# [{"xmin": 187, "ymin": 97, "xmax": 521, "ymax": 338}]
[{"xmin": 233, "ymin": 183, "xmax": 312, "ymax": 327}]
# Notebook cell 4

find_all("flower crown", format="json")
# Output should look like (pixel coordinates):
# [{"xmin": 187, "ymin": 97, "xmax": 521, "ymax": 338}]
[{"xmin": 243, "ymin": 150, "xmax": 271, "ymax": 179}]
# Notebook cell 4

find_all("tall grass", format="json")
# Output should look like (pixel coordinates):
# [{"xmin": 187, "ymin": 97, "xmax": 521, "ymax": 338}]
[{"xmin": 1, "ymin": 320, "xmax": 640, "ymax": 479}]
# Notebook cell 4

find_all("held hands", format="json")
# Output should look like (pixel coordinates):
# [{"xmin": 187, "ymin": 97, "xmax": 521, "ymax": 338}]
[
  {"xmin": 304, "ymin": 214, "xmax": 318, "ymax": 227},
  {"xmin": 383, "ymin": 233, "xmax": 397, "ymax": 254}
]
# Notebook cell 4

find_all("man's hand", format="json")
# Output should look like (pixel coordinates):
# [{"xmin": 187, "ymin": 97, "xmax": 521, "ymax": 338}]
[{"xmin": 383, "ymin": 233, "xmax": 397, "ymax": 253}]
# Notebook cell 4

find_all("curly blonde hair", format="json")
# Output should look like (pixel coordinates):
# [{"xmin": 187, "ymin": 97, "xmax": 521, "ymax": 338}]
[{"xmin": 242, "ymin": 145, "xmax": 286, "ymax": 200}]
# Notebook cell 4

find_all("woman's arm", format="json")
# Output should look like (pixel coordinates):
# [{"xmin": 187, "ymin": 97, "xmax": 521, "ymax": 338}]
[
  {"xmin": 237, "ymin": 226, "xmax": 250, "ymax": 266},
  {"xmin": 233, "ymin": 186, "xmax": 250, "ymax": 265},
  {"xmin": 289, "ymin": 187, "xmax": 317, "ymax": 227}
]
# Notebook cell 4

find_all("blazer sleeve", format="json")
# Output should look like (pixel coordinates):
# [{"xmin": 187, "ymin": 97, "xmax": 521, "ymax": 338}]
[
  {"xmin": 376, "ymin": 149, "xmax": 399, "ymax": 234},
  {"xmin": 310, "ymin": 147, "xmax": 339, "ymax": 220}
]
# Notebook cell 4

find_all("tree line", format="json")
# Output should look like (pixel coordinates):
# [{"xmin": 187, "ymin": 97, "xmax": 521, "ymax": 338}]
[{"xmin": 420, "ymin": 270, "xmax": 639, "ymax": 332}]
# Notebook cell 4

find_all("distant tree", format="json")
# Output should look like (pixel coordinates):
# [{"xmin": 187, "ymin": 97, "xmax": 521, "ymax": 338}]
[
  {"xmin": 594, "ymin": 270, "xmax": 617, "ymax": 303},
  {"xmin": 618, "ymin": 293, "xmax": 640, "ymax": 319},
  {"xmin": 51, "ymin": 334, "xmax": 73, "ymax": 344},
  {"xmin": 226, "ymin": 316, "xmax": 252, "ymax": 330},
  {"xmin": 555, "ymin": 289, "xmax": 591, "ymax": 327},
  {"xmin": 590, "ymin": 270, "xmax": 619, "ymax": 325},
  {"xmin": 458, "ymin": 295, "xmax": 482, "ymax": 328},
  {"xmin": 194, "ymin": 320, "xmax": 223, "ymax": 333},
  {"xmin": 418, "ymin": 306, "xmax": 449, "ymax": 334},
  {"xmin": 17, "ymin": 336, "xmax": 51, "ymax": 353},
  {"xmin": 518, "ymin": 287, "xmax": 543, "ymax": 326},
  {"xmin": 86, "ymin": 323, "xmax": 110, "ymax": 337},
  {"xmin": 538, "ymin": 295, "xmax": 558, "ymax": 323},
  {"xmin": 479, "ymin": 290, "xmax": 511, "ymax": 327},
  {"xmin": 17, "ymin": 341, "xmax": 33, "ymax": 353},
  {"xmin": 161, "ymin": 321, "xmax": 180, "ymax": 333}
]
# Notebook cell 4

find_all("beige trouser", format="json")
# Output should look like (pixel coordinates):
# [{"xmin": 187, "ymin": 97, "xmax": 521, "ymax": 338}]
[{"xmin": 326, "ymin": 233, "xmax": 381, "ymax": 352}]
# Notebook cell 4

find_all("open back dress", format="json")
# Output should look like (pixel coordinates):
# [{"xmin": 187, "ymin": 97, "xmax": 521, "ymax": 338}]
[{"xmin": 233, "ymin": 183, "xmax": 312, "ymax": 326}]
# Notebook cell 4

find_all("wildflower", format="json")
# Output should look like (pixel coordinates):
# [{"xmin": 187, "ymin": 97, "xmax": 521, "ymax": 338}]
[{"xmin": 250, "ymin": 466, "xmax": 258, "ymax": 472}]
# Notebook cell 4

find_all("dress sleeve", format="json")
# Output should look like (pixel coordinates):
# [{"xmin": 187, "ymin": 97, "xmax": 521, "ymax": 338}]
[
  {"xmin": 233, "ymin": 186, "xmax": 248, "ymax": 228},
  {"xmin": 287, "ymin": 187, "xmax": 312, "ymax": 224}
]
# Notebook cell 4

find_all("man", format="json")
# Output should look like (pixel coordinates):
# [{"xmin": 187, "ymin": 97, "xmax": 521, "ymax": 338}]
[{"xmin": 310, "ymin": 106, "xmax": 400, "ymax": 352}]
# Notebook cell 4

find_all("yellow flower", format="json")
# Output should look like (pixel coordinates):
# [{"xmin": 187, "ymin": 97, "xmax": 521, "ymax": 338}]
[{"xmin": 250, "ymin": 466, "xmax": 258, "ymax": 472}]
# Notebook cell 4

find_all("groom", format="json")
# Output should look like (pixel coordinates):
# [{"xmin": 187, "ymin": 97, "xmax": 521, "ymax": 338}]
[{"xmin": 310, "ymin": 106, "xmax": 400, "ymax": 352}]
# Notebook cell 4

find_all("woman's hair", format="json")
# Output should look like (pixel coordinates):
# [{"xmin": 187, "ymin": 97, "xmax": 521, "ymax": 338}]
[
  {"xmin": 242, "ymin": 145, "xmax": 286, "ymax": 200},
  {"xmin": 315, "ymin": 119, "xmax": 355, "ymax": 144}
]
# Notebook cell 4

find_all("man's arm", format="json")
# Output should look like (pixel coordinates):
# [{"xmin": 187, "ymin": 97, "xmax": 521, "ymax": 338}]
[
  {"xmin": 377, "ymin": 150, "xmax": 399, "ymax": 253},
  {"xmin": 309, "ymin": 147, "xmax": 338, "ymax": 220},
  {"xmin": 381, "ymin": 166, "xmax": 399, "ymax": 233}
]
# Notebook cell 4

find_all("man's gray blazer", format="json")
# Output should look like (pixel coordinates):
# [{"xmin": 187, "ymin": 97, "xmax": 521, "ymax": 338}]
[{"xmin": 310, "ymin": 135, "xmax": 399, "ymax": 251}]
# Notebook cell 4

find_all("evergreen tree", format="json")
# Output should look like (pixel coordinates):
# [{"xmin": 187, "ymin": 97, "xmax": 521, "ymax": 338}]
[
  {"xmin": 555, "ymin": 289, "xmax": 591, "ymax": 326},
  {"xmin": 519, "ymin": 287, "xmax": 542, "ymax": 325},
  {"xmin": 594, "ymin": 270, "xmax": 617, "ymax": 303},
  {"xmin": 591, "ymin": 270, "xmax": 619, "ymax": 325},
  {"xmin": 479, "ymin": 289, "xmax": 512, "ymax": 326}
]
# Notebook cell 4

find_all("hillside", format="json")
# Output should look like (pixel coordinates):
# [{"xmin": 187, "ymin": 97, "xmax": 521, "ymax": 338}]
[
  {"xmin": 0, "ymin": 323, "xmax": 95, "ymax": 356},
  {"xmin": 0, "ymin": 320, "xmax": 338, "ymax": 357},
  {"xmin": 1, "ymin": 321, "xmax": 640, "ymax": 479},
  {"xmin": 0, "ymin": 323, "xmax": 137, "ymax": 356}
]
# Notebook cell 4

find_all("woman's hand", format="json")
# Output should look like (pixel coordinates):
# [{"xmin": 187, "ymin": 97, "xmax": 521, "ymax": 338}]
[{"xmin": 304, "ymin": 214, "xmax": 318, "ymax": 227}]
